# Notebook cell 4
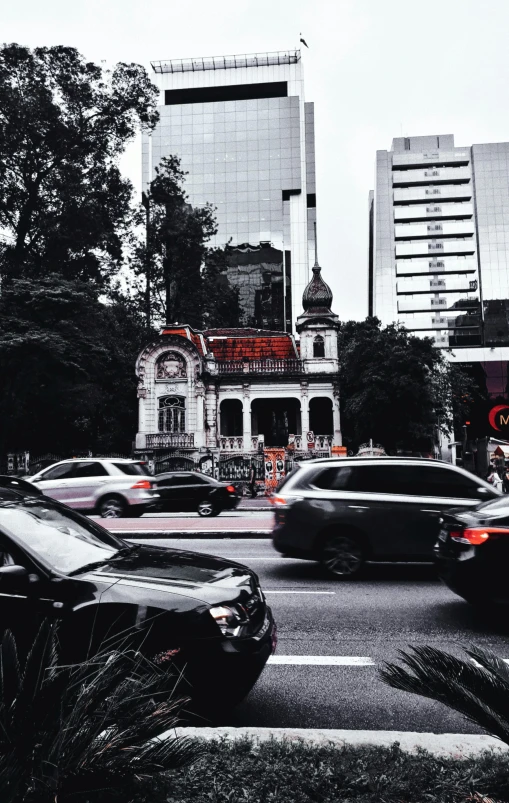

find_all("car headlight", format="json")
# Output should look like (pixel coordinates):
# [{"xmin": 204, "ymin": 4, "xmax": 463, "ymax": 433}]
[{"xmin": 209, "ymin": 604, "xmax": 248, "ymax": 637}]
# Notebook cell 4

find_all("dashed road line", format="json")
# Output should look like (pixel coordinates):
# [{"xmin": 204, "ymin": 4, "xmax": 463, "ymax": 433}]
[{"xmin": 268, "ymin": 655, "xmax": 375, "ymax": 666}]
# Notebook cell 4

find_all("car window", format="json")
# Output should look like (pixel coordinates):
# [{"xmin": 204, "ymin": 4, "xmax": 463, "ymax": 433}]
[
  {"xmin": 311, "ymin": 467, "xmax": 355, "ymax": 490},
  {"xmin": 414, "ymin": 466, "xmax": 486, "ymax": 499},
  {"xmin": 39, "ymin": 463, "xmax": 75, "ymax": 481},
  {"xmin": 72, "ymin": 462, "xmax": 109, "ymax": 478},
  {"xmin": 113, "ymin": 463, "xmax": 151, "ymax": 476},
  {"xmin": 177, "ymin": 475, "xmax": 207, "ymax": 486},
  {"xmin": 351, "ymin": 465, "xmax": 417, "ymax": 495}
]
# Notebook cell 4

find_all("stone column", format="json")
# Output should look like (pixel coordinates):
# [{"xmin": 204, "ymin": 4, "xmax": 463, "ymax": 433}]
[
  {"xmin": 242, "ymin": 383, "xmax": 251, "ymax": 451},
  {"xmin": 195, "ymin": 385, "xmax": 205, "ymax": 448},
  {"xmin": 333, "ymin": 384, "xmax": 342, "ymax": 446},
  {"xmin": 300, "ymin": 381, "xmax": 310, "ymax": 443},
  {"xmin": 205, "ymin": 383, "xmax": 218, "ymax": 448}
]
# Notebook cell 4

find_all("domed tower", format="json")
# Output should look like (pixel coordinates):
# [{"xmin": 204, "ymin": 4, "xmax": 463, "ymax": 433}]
[{"xmin": 296, "ymin": 258, "xmax": 339, "ymax": 371}]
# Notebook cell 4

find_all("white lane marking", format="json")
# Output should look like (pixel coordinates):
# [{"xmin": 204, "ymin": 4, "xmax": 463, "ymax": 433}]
[
  {"xmin": 264, "ymin": 590, "xmax": 335, "ymax": 595},
  {"xmin": 268, "ymin": 655, "xmax": 375, "ymax": 666}
]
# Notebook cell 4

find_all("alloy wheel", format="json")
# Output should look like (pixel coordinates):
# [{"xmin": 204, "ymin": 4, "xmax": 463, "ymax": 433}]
[
  {"xmin": 198, "ymin": 500, "xmax": 214, "ymax": 517},
  {"xmin": 321, "ymin": 535, "xmax": 364, "ymax": 577},
  {"xmin": 99, "ymin": 497, "xmax": 125, "ymax": 519}
]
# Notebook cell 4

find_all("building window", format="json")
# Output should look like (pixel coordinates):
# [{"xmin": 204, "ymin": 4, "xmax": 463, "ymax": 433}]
[
  {"xmin": 158, "ymin": 396, "xmax": 186, "ymax": 433},
  {"xmin": 313, "ymin": 335, "xmax": 325, "ymax": 358}
]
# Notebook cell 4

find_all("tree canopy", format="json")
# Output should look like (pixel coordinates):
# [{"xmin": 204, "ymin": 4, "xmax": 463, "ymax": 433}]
[
  {"xmin": 0, "ymin": 275, "xmax": 150, "ymax": 456},
  {"xmin": 0, "ymin": 43, "xmax": 159, "ymax": 284},
  {"xmin": 338, "ymin": 317, "xmax": 476, "ymax": 453}
]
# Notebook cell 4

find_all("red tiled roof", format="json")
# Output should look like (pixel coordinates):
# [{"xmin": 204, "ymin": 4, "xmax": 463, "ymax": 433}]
[
  {"xmin": 160, "ymin": 325, "xmax": 206, "ymax": 356},
  {"xmin": 205, "ymin": 329, "xmax": 297, "ymax": 361},
  {"xmin": 160, "ymin": 325, "xmax": 298, "ymax": 362}
]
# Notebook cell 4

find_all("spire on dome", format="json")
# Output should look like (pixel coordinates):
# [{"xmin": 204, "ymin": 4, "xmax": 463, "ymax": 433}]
[{"xmin": 302, "ymin": 263, "xmax": 334, "ymax": 314}]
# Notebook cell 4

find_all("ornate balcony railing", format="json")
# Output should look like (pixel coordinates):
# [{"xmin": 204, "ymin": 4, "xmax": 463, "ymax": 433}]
[
  {"xmin": 219, "ymin": 436, "xmax": 244, "ymax": 451},
  {"xmin": 145, "ymin": 433, "xmax": 195, "ymax": 449},
  {"xmin": 217, "ymin": 359, "xmax": 303, "ymax": 375}
]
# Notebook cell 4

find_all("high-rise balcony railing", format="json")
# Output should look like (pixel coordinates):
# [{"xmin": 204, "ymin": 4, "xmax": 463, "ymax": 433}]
[{"xmin": 217, "ymin": 359, "xmax": 303, "ymax": 375}]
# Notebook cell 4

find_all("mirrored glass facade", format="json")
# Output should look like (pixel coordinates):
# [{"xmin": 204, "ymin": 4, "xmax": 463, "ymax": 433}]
[{"xmin": 143, "ymin": 51, "xmax": 316, "ymax": 331}]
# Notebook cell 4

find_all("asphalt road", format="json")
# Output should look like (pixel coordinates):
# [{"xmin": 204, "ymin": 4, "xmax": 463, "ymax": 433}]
[
  {"xmin": 100, "ymin": 511, "xmax": 273, "ymax": 534},
  {"xmin": 128, "ymin": 535, "xmax": 509, "ymax": 734}
]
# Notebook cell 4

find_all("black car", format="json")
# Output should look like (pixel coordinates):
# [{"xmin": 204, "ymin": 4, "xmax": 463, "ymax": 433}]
[
  {"xmin": 435, "ymin": 496, "xmax": 509, "ymax": 605},
  {"xmin": 272, "ymin": 457, "xmax": 499, "ymax": 577},
  {"xmin": 0, "ymin": 483, "xmax": 276, "ymax": 709},
  {"xmin": 155, "ymin": 471, "xmax": 240, "ymax": 516}
]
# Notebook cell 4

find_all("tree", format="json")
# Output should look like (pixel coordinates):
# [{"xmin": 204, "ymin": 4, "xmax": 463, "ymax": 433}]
[
  {"xmin": 0, "ymin": 275, "xmax": 151, "ymax": 456},
  {"xmin": 338, "ymin": 317, "xmax": 476, "ymax": 453},
  {"xmin": 0, "ymin": 44, "xmax": 159, "ymax": 284},
  {"xmin": 134, "ymin": 156, "xmax": 241, "ymax": 329}
]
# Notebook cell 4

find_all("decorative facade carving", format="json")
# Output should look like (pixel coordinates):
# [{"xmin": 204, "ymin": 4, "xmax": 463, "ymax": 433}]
[{"xmin": 156, "ymin": 351, "xmax": 187, "ymax": 379}]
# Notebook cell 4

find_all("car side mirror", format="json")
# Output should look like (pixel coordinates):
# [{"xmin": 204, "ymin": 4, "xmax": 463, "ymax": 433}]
[
  {"xmin": 0, "ymin": 565, "xmax": 30, "ymax": 587},
  {"xmin": 477, "ymin": 487, "xmax": 492, "ymax": 496}
]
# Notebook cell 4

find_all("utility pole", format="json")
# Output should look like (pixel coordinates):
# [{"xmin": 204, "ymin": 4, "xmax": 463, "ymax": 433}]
[{"xmin": 141, "ymin": 191, "xmax": 151, "ymax": 330}]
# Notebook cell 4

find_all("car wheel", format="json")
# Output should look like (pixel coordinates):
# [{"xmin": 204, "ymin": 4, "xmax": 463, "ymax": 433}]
[
  {"xmin": 197, "ymin": 500, "xmax": 215, "ymax": 517},
  {"xmin": 99, "ymin": 495, "xmax": 127, "ymax": 519},
  {"xmin": 320, "ymin": 533, "xmax": 364, "ymax": 578}
]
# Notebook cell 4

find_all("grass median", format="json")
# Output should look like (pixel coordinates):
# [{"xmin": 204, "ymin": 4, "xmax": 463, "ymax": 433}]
[{"xmin": 164, "ymin": 737, "xmax": 509, "ymax": 803}]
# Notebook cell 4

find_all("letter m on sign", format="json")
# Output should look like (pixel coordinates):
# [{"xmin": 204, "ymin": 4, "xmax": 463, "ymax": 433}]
[{"xmin": 500, "ymin": 415, "xmax": 509, "ymax": 426}]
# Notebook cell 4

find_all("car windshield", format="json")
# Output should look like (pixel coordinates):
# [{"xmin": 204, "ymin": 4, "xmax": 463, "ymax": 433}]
[
  {"xmin": 474, "ymin": 496, "xmax": 509, "ymax": 515},
  {"xmin": 0, "ymin": 500, "xmax": 126, "ymax": 575}
]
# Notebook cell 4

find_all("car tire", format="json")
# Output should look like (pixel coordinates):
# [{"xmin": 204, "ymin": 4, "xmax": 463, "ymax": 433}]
[
  {"xmin": 197, "ymin": 500, "xmax": 215, "ymax": 517},
  {"xmin": 98, "ymin": 495, "xmax": 127, "ymax": 519},
  {"xmin": 320, "ymin": 532, "xmax": 365, "ymax": 578}
]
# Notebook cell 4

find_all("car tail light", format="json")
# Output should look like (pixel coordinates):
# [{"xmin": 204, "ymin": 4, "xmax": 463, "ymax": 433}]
[
  {"xmin": 271, "ymin": 495, "xmax": 302, "ymax": 507},
  {"xmin": 451, "ymin": 526, "xmax": 509, "ymax": 545},
  {"xmin": 226, "ymin": 485, "xmax": 236, "ymax": 493},
  {"xmin": 131, "ymin": 480, "xmax": 152, "ymax": 490}
]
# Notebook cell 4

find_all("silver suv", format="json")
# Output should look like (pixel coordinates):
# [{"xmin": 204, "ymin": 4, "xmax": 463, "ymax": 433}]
[
  {"xmin": 272, "ymin": 457, "xmax": 500, "ymax": 577},
  {"xmin": 28, "ymin": 459, "xmax": 159, "ymax": 518}
]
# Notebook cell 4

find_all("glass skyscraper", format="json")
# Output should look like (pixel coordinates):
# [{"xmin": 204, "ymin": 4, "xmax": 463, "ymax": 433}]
[{"xmin": 143, "ymin": 50, "xmax": 316, "ymax": 331}]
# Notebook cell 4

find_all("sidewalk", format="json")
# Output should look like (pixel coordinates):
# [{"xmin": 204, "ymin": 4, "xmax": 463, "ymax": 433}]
[{"xmin": 238, "ymin": 496, "xmax": 273, "ymax": 511}]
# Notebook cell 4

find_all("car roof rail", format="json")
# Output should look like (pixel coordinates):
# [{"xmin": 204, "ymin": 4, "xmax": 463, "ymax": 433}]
[{"xmin": 0, "ymin": 476, "xmax": 43, "ymax": 495}]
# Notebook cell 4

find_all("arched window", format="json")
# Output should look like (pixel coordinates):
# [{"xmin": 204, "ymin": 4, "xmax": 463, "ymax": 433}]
[
  {"xmin": 158, "ymin": 396, "xmax": 186, "ymax": 433},
  {"xmin": 313, "ymin": 335, "xmax": 325, "ymax": 358}
]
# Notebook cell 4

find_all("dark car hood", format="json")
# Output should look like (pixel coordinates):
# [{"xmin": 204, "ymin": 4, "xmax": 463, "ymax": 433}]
[{"xmin": 77, "ymin": 545, "xmax": 257, "ymax": 604}]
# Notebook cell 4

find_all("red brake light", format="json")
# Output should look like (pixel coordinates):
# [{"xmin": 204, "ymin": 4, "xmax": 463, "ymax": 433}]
[
  {"xmin": 451, "ymin": 527, "xmax": 509, "ymax": 545},
  {"xmin": 226, "ymin": 485, "xmax": 236, "ymax": 493},
  {"xmin": 131, "ymin": 479, "xmax": 152, "ymax": 490}
]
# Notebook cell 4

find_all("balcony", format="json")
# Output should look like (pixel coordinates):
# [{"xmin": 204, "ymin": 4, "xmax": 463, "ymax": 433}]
[
  {"xmin": 217, "ymin": 359, "xmax": 303, "ymax": 375},
  {"xmin": 145, "ymin": 433, "xmax": 195, "ymax": 449},
  {"xmin": 394, "ymin": 221, "xmax": 475, "ymax": 240},
  {"xmin": 393, "ymin": 185, "xmax": 472, "ymax": 205},
  {"xmin": 396, "ymin": 240, "xmax": 476, "ymax": 259},
  {"xmin": 392, "ymin": 166, "xmax": 471, "ymax": 187},
  {"xmin": 393, "ymin": 202, "xmax": 474, "ymax": 222}
]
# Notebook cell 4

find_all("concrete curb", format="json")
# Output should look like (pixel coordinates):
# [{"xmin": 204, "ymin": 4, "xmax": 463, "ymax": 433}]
[
  {"xmin": 120, "ymin": 530, "xmax": 272, "ymax": 539},
  {"xmin": 174, "ymin": 727, "xmax": 507, "ymax": 758}
]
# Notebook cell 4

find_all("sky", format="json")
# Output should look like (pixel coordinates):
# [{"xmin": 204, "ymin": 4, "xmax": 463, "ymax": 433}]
[{"xmin": 4, "ymin": 0, "xmax": 509, "ymax": 321}]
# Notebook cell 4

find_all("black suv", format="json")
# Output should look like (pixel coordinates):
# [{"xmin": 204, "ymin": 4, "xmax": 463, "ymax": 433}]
[
  {"xmin": 0, "ymin": 478, "xmax": 275, "ymax": 709},
  {"xmin": 272, "ymin": 457, "xmax": 499, "ymax": 577},
  {"xmin": 154, "ymin": 472, "xmax": 240, "ymax": 516}
]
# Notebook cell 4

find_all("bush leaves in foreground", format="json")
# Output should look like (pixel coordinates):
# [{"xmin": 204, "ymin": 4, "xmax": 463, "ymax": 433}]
[
  {"xmin": 0, "ymin": 621, "xmax": 201, "ymax": 803},
  {"xmin": 380, "ymin": 644, "xmax": 509, "ymax": 745}
]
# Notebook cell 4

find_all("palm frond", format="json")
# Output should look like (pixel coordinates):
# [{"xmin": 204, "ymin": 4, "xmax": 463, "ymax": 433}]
[
  {"xmin": 0, "ymin": 620, "xmax": 201, "ymax": 803},
  {"xmin": 380, "ymin": 645, "xmax": 509, "ymax": 745}
]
